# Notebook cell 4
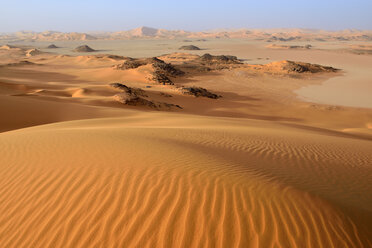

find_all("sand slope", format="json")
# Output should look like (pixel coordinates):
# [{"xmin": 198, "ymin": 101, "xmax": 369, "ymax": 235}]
[
  {"xmin": 1, "ymin": 39, "xmax": 372, "ymax": 247},
  {"xmin": 0, "ymin": 113, "xmax": 371, "ymax": 247}
]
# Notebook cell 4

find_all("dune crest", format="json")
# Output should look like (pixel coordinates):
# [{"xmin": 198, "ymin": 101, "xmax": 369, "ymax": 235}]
[{"xmin": 0, "ymin": 114, "xmax": 371, "ymax": 247}]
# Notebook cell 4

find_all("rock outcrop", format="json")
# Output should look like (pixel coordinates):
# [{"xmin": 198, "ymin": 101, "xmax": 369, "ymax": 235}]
[
  {"xmin": 263, "ymin": 60, "xmax": 339, "ymax": 73},
  {"xmin": 47, "ymin": 44, "xmax": 59, "ymax": 48},
  {"xmin": 73, "ymin": 45, "xmax": 96, "ymax": 52},
  {"xmin": 113, "ymin": 93, "xmax": 181, "ymax": 109},
  {"xmin": 114, "ymin": 57, "xmax": 184, "ymax": 85},
  {"xmin": 179, "ymin": 45, "xmax": 201, "ymax": 50},
  {"xmin": 114, "ymin": 57, "xmax": 184, "ymax": 77},
  {"xmin": 26, "ymin": 48, "xmax": 43, "ymax": 57},
  {"xmin": 200, "ymin": 53, "xmax": 241, "ymax": 64},
  {"xmin": 178, "ymin": 87, "xmax": 221, "ymax": 99},
  {"xmin": 113, "ymin": 59, "xmax": 145, "ymax": 70},
  {"xmin": 151, "ymin": 57, "xmax": 184, "ymax": 77},
  {"xmin": 110, "ymin": 83, "xmax": 181, "ymax": 109},
  {"xmin": 110, "ymin": 83, "xmax": 147, "ymax": 96},
  {"xmin": 113, "ymin": 93, "xmax": 153, "ymax": 107},
  {"xmin": 151, "ymin": 71, "xmax": 174, "ymax": 85},
  {"xmin": 150, "ymin": 58, "xmax": 184, "ymax": 85},
  {"xmin": 266, "ymin": 44, "xmax": 312, "ymax": 50}
]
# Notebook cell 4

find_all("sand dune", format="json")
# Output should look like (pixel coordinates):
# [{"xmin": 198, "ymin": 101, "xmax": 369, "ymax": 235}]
[
  {"xmin": 0, "ymin": 39, "xmax": 371, "ymax": 247},
  {"xmin": 2, "ymin": 27, "xmax": 372, "ymax": 41},
  {"xmin": 0, "ymin": 113, "xmax": 371, "ymax": 247}
]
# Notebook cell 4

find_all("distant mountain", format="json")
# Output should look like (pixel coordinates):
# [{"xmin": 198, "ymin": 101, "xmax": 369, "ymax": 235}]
[
  {"xmin": 0, "ymin": 31, "xmax": 97, "ymax": 41},
  {"xmin": 107, "ymin": 26, "xmax": 190, "ymax": 39},
  {"xmin": 33, "ymin": 31, "xmax": 97, "ymax": 41},
  {"xmin": 1, "ymin": 27, "xmax": 372, "ymax": 41},
  {"xmin": 130, "ymin": 26, "xmax": 158, "ymax": 36}
]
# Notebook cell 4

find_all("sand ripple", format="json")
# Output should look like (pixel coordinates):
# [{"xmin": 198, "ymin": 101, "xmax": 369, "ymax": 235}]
[{"xmin": 0, "ymin": 114, "xmax": 371, "ymax": 247}]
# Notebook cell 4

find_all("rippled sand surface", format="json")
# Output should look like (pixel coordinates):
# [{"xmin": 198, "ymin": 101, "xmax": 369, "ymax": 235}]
[{"xmin": 0, "ymin": 113, "xmax": 371, "ymax": 247}]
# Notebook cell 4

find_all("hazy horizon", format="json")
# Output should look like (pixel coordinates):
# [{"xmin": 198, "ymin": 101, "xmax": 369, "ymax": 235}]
[
  {"xmin": 1, "ymin": 0, "xmax": 372, "ymax": 33},
  {"xmin": 3, "ymin": 26, "xmax": 372, "ymax": 34}
]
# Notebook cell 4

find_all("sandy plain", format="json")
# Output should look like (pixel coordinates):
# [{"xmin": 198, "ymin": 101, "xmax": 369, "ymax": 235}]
[{"xmin": 0, "ymin": 38, "xmax": 371, "ymax": 247}]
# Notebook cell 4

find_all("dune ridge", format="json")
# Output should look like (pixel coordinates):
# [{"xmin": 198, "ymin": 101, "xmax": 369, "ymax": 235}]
[{"xmin": 0, "ymin": 113, "xmax": 371, "ymax": 247}]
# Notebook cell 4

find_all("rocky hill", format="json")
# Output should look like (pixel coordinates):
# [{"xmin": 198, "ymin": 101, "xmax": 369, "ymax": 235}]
[
  {"xmin": 73, "ymin": 45, "xmax": 96, "ymax": 52},
  {"xmin": 254, "ymin": 60, "xmax": 339, "ymax": 74}
]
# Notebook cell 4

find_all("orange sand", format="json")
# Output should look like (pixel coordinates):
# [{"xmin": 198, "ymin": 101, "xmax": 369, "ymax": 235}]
[{"xmin": 0, "ymin": 40, "xmax": 371, "ymax": 247}]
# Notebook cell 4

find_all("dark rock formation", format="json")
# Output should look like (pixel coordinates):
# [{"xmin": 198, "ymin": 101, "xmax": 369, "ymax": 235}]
[
  {"xmin": 26, "ymin": 48, "xmax": 42, "ymax": 56},
  {"xmin": 114, "ymin": 57, "xmax": 185, "ymax": 77},
  {"xmin": 146, "ymin": 58, "xmax": 185, "ymax": 85},
  {"xmin": 106, "ymin": 55, "xmax": 126, "ymax": 60},
  {"xmin": 110, "ymin": 83, "xmax": 181, "ymax": 110},
  {"xmin": 179, "ymin": 87, "xmax": 221, "ymax": 99},
  {"xmin": 151, "ymin": 71, "xmax": 174, "ymax": 85},
  {"xmin": 113, "ymin": 93, "xmax": 154, "ymax": 107},
  {"xmin": 151, "ymin": 57, "xmax": 185, "ymax": 76},
  {"xmin": 73, "ymin": 45, "xmax": 96, "ymax": 52},
  {"xmin": 160, "ymin": 92, "xmax": 172, "ymax": 97},
  {"xmin": 267, "ymin": 36, "xmax": 300, "ymax": 42},
  {"xmin": 114, "ymin": 93, "xmax": 181, "ymax": 110},
  {"xmin": 200, "ymin": 53, "xmax": 241, "ymax": 64},
  {"xmin": 268, "ymin": 44, "xmax": 312, "ymax": 49},
  {"xmin": 280, "ymin": 61, "xmax": 339, "ymax": 73},
  {"xmin": 114, "ymin": 59, "xmax": 145, "ymax": 70},
  {"xmin": 179, "ymin": 45, "xmax": 201, "ymax": 50},
  {"xmin": 110, "ymin": 83, "xmax": 147, "ymax": 96},
  {"xmin": 47, "ymin": 44, "xmax": 59, "ymax": 49}
]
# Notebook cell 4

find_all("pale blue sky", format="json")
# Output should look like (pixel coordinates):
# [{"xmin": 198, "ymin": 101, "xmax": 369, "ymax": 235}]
[{"xmin": 1, "ymin": 0, "xmax": 371, "ymax": 32}]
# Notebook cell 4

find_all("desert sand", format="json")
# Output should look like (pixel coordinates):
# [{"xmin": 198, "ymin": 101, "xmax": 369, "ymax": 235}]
[
  {"xmin": 0, "ymin": 35, "xmax": 371, "ymax": 247},
  {"xmin": 3, "ymin": 27, "xmax": 372, "ymax": 41}
]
